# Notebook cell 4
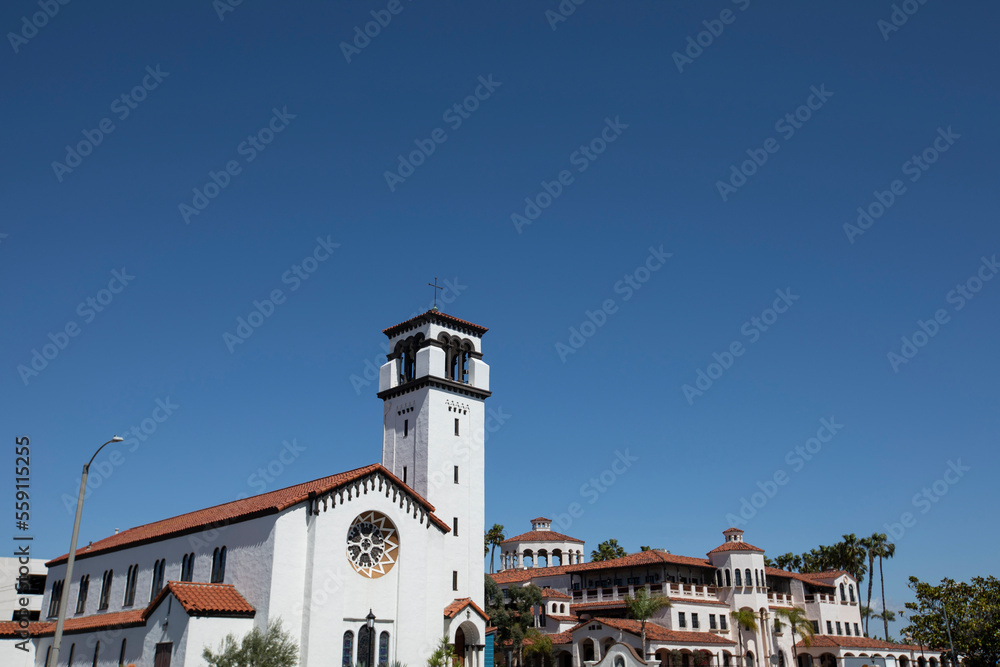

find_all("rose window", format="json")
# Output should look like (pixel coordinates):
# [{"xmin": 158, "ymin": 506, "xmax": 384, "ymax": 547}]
[{"xmin": 346, "ymin": 511, "xmax": 399, "ymax": 578}]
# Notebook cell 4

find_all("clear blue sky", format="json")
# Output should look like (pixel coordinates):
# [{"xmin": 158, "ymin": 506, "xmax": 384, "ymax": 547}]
[{"xmin": 3, "ymin": 0, "xmax": 997, "ymax": 638}]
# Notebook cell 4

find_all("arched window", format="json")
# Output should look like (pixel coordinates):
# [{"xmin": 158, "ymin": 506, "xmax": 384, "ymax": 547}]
[
  {"xmin": 754, "ymin": 570, "xmax": 759, "ymax": 587},
  {"xmin": 745, "ymin": 569, "xmax": 752, "ymax": 587},
  {"xmin": 76, "ymin": 575, "xmax": 90, "ymax": 614},
  {"xmin": 119, "ymin": 639, "xmax": 127, "ymax": 667},
  {"xmin": 734, "ymin": 569, "xmax": 742, "ymax": 586},
  {"xmin": 840, "ymin": 583, "xmax": 846, "ymax": 601},
  {"xmin": 181, "ymin": 553, "xmax": 194, "ymax": 582},
  {"xmin": 725, "ymin": 569, "xmax": 732, "ymax": 587},
  {"xmin": 747, "ymin": 652, "xmax": 755, "ymax": 667},
  {"xmin": 151, "ymin": 559, "xmax": 166, "ymax": 598},
  {"xmin": 123, "ymin": 564, "xmax": 138, "ymax": 606},
  {"xmin": 342, "ymin": 631, "xmax": 354, "ymax": 667},
  {"xmin": 849, "ymin": 584, "xmax": 855, "ymax": 602},
  {"xmin": 379, "ymin": 631, "xmax": 390, "ymax": 666},
  {"xmin": 92, "ymin": 641, "xmax": 100, "ymax": 667},
  {"xmin": 724, "ymin": 654, "xmax": 731, "ymax": 667},
  {"xmin": 68, "ymin": 643, "xmax": 75, "ymax": 667},
  {"xmin": 211, "ymin": 546, "xmax": 227, "ymax": 583},
  {"xmin": 717, "ymin": 570, "xmax": 723, "ymax": 587},
  {"xmin": 98, "ymin": 570, "xmax": 113, "ymax": 610},
  {"xmin": 561, "ymin": 603, "xmax": 566, "ymax": 613}
]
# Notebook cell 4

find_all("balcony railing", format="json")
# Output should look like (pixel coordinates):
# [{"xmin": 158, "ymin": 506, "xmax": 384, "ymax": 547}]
[
  {"xmin": 573, "ymin": 583, "xmax": 722, "ymax": 605},
  {"xmin": 804, "ymin": 593, "xmax": 837, "ymax": 604}
]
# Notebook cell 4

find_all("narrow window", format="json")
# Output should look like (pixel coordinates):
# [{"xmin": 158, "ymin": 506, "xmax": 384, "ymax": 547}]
[
  {"xmin": 845, "ymin": 623, "xmax": 851, "ymax": 636},
  {"xmin": 692, "ymin": 613, "xmax": 699, "ymax": 629},
  {"xmin": 454, "ymin": 466, "xmax": 459, "ymax": 484},
  {"xmin": 151, "ymin": 559, "xmax": 165, "ymax": 598},
  {"xmin": 849, "ymin": 584, "xmax": 856, "ymax": 602},
  {"xmin": 343, "ymin": 631, "xmax": 354, "ymax": 667},
  {"xmin": 812, "ymin": 621, "xmax": 820, "ymax": 634},
  {"xmin": 734, "ymin": 569, "xmax": 742, "ymax": 586},
  {"xmin": 211, "ymin": 547, "xmax": 227, "ymax": 583},
  {"xmin": 402, "ymin": 467, "xmax": 407, "ymax": 484},
  {"xmin": 45, "ymin": 647, "xmax": 52, "ymax": 667},
  {"xmin": 716, "ymin": 570, "xmax": 723, "ymax": 587},
  {"xmin": 725, "ymin": 569, "xmax": 731, "ymax": 587},
  {"xmin": 98, "ymin": 570, "xmax": 113, "ymax": 610},
  {"xmin": 453, "ymin": 571, "xmax": 458, "ymax": 591},
  {"xmin": 826, "ymin": 621, "xmax": 833, "ymax": 634},
  {"xmin": 181, "ymin": 553, "xmax": 194, "ymax": 582},
  {"xmin": 119, "ymin": 639, "xmax": 127, "ymax": 667},
  {"xmin": 123, "ymin": 564, "xmax": 138, "ymax": 606},
  {"xmin": 720, "ymin": 615, "xmax": 728, "ymax": 631},
  {"xmin": 68, "ymin": 643, "xmax": 75, "ymax": 667},
  {"xmin": 745, "ymin": 568, "xmax": 752, "ymax": 586},
  {"xmin": 854, "ymin": 623, "xmax": 860, "ymax": 636},
  {"xmin": 755, "ymin": 570, "xmax": 760, "ymax": 587},
  {"xmin": 454, "ymin": 418, "xmax": 459, "ymax": 436},
  {"xmin": 48, "ymin": 579, "xmax": 63, "ymax": 617},
  {"xmin": 404, "ymin": 419, "xmax": 408, "ymax": 437},
  {"xmin": 840, "ymin": 583, "xmax": 846, "ymax": 600},
  {"xmin": 678, "ymin": 612, "xmax": 686, "ymax": 628},
  {"xmin": 710, "ymin": 614, "xmax": 717, "ymax": 630},
  {"xmin": 836, "ymin": 622, "xmax": 842, "ymax": 635},
  {"xmin": 453, "ymin": 517, "xmax": 459, "ymax": 536},
  {"xmin": 379, "ymin": 631, "xmax": 390, "ymax": 666},
  {"xmin": 92, "ymin": 641, "xmax": 101, "ymax": 667},
  {"xmin": 76, "ymin": 575, "xmax": 89, "ymax": 614}
]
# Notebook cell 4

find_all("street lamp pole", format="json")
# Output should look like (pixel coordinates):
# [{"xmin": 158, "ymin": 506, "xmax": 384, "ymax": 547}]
[
  {"xmin": 367, "ymin": 609, "xmax": 376, "ymax": 667},
  {"xmin": 48, "ymin": 436, "xmax": 123, "ymax": 667}
]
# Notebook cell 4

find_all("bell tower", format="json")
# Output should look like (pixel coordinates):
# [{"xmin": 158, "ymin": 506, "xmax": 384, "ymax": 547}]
[{"xmin": 377, "ymin": 308, "xmax": 490, "ymax": 604}]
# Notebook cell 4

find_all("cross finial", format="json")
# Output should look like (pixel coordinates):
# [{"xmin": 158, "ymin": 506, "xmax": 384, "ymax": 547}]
[{"xmin": 428, "ymin": 277, "xmax": 444, "ymax": 310}]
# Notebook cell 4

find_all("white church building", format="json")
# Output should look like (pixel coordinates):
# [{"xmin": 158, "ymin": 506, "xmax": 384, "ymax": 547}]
[
  {"xmin": 0, "ymin": 308, "xmax": 943, "ymax": 667},
  {"xmin": 1, "ymin": 309, "xmax": 492, "ymax": 667}
]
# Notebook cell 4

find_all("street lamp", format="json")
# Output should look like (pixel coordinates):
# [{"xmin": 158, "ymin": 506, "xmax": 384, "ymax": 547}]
[
  {"xmin": 367, "ymin": 609, "xmax": 376, "ymax": 667},
  {"xmin": 48, "ymin": 436, "xmax": 123, "ymax": 667}
]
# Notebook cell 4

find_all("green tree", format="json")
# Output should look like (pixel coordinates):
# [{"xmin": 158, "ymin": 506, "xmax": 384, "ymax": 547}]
[
  {"xmin": 902, "ymin": 576, "xmax": 1000, "ymax": 667},
  {"xmin": 590, "ymin": 539, "xmax": 627, "ymax": 562},
  {"xmin": 624, "ymin": 587, "xmax": 671, "ymax": 659},
  {"xmin": 861, "ymin": 534, "xmax": 878, "ymax": 636},
  {"xmin": 834, "ymin": 533, "xmax": 868, "ymax": 589},
  {"xmin": 203, "ymin": 619, "xmax": 298, "ymax": 667},
  {"xmin": 872, "ymin": 610, "xmax": 896, "ymax": 640},
  {"xmin": 775, "ymin": 552, "xmax": 803, "ymax": 572},
  {"xmin": 485, "ymin": 524, "xmax": 506, "ymax": 574},
  {"xmin": 485, "ymin": 575, "xmax": 543, "ymax": 666},
  {"xmin": 523, "ymin": 628, "xmax": 554, "ymax": 665},
  {"xmin": 427, "ymin": 636, "xmax": 454, "ymax": 667},
  {"xmin": 730, "ymin": 609, "xmax": 758, "ymax": 667},
  {"xmin": 775, "ymin": 607, "xmax": 814, "ymax": 665}
]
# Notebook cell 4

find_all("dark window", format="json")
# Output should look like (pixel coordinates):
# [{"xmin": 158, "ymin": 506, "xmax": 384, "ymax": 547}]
[
  {"xmin": 720, "ymin": 615, "xmax": 728, "ymax": 631},
  {"xmin": 453, "ymin": 571, "xmax": 458, "ymax": 591},
  {"xmin": 836, "ymin": 622, "xmax": 842, "ymax": 635},
  {"xmin": 181, "ymin": 553, "xmax": 194, "ymax": 582},
  {"xmin": 454, "ymin": 418, "xmax": 460, "ymax": 436},
  {"xmin": 710, "ymin": 614, "xmax": 717, "ymax": 630},
  {"xmin": 343, "ymin": 631, "xmax": 354, "ymax": 667},
  {"xmin": 678, "ymin": 612, "xmax": 686, "ymax": 628},
  {"xmin": 48, "ymin": 579, "xmax": 64, "ymax": 617},
  {"xmin": 45, "ymin": 648, "xmax": 51, "ymax": 667},
  {"xmin": 98, "ymin": 570, "xmax": 113, "ymax": 610},
  {"xmin": 68, "ymin": 643, "xmax": 75, "ymax": 667},
  {"xmin": 454, "ymin": 466, "xmax": 459, "ymax": 484},
  {"xmin": 404, "ymin": 419, "xmax": 408, "ymax": 437},
  {"xmin": 151, "ymin": 559, "xmax": 165, "ymax": 598},
  {"xmin": 453, "ymin": 517, "xmax": 458, "ymax": 536},
  {"xmin": 402, "ymin": 467, "xmax": 407, "ymax": 483},
  {"xmin": 725, "ymin": 569, "xmax": 731, "ymax": 587},
  {"xmin": 119, "ymin": 639, "xmax": 127, "ymax": 667},
  {"xmin": 840, "ymin": 583, "xmax": 846, "ymax": 600},
  {"xmin": 854, "ymin": 623, "xmax": 860, "ymax": 636},
  {"xmin": 827, "ymin": 621, "xmax": 833, "ymax": 634},
  {"xmin": 76, "ymin": 575, "xmax": 89, "ymax": 614},
  {"xmin": 734, "ymin": 570, "xmax": 742, "ymax": 586},
  {"xmin": 849, "ymin": 585, "xmax": 856, "ymax": 602},
  {"xmin": 717, "ymin": 570, "xmax": 723, "ymax": 586},
  {"xmin": 811, "ymin": 621, "xmax": 820, "ymax": 634},
  {"xmin": 724, "ymin": 654, "xmax": 730, "ymax": 667},
  {"xmin": 358, "ymin": 625, "xmax": 372, "ymax": 667},
  {"xmin": 379, "ymin": 631, "xmax": 390, "ymax": 666},
  {"xmin": 845, "ymin": 623, "xmax": 851, "ymax": 636},
  {"xmin": 123, "ymin": 564, "xmax": 138, "ymax": 606},
  {"xmin": 755, "ymin": 570, "xmax": 760, "ymax": 587},
  {"xmin": 692, "ymin": 613, "xmax": 699, "ymax": 629},
  {"xmin": 16, "ymin": 573, "xmax": 45, "ymax": 595},
  {"xmin": 92, "ymin": 641, "xmax": 100, "ymax": 667},
  {"xmin": 211, "ymin": 547, "xmax": 227, "ymax": 583},
  {"xmin": 745, "ymin": 569, "xmax": 752, "ymax": 586}
]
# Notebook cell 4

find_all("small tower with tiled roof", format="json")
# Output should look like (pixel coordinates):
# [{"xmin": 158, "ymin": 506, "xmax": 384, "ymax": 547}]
[
  {"xmin": 707, "ymin": 527, "xmax": 770, "ymax": 624},
  {"xmin": 498, "ymin": 518, "xmax": 585, "ymax": 570}
]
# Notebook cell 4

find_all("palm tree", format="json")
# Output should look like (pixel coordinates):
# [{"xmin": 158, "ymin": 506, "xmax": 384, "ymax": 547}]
[
  {"xmin": 861, "ymin": 534, "xmax": 878, "ymax": 635},
  {"xmin": 485, "ymin": 524, "xmax": 505, "ymax": 573},
  {"xmin": 730, "ymin": 609, "xmax": 758, "ymax": 667},
  {"xmin": 625, "ymin": 587, "xmax": 671, "ymax": 659},
  {"xmin": 859, "ymin": 605, "xmax": 874, "ymax": 634},
  {"xmin": 590, "ymin": 539, "xmax": 627, "ymax": 562},
  {"xmin": 873, "ymin": 610, "xmax": 896, "ymax": 640},
  {"xmin": 775, "ymin": 608, "xmax": 814, "ymax": 666},
  {"xmin": 875, "ymin": 539, "xmax": 896, "ymax": 641}
]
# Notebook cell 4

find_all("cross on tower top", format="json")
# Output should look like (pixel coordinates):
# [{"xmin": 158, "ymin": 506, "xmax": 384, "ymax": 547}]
[{"xmin": 428, "ymin": 277, "xmax": 444, "ymax": 309}]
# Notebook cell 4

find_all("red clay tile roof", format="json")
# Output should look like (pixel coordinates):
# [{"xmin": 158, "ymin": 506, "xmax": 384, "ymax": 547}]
[
  {"xmin": 502, "ymin": 530, "xmax": 584, "ymax": 544},
  {"xmin": 3, "ymin": 582, "xmax": 257, "ymax": 639},
  {"xmin": 572, "ymin": 599, "xmax": 627, "ymax": 611},
  {"xmin": 154, "ymin": 581, "xmax": 255, "ymax": 617},
  {"xmin": 532, "ymin": 517, "xmax": 552, "ymax": 522},
  {"xmin": 444, "ymin": 598, "xmax": 489, "ymax": 621},
  {"xmin": 489, "ymin": 565, "xmax": 577, "ymax": 585},
  {"xmin": 48, "ymin": 463, "xmax": 448, "ymax": 566},
  {"xmin": 590, "ymin": 618, "xmax": 736, "ymax": 646},
  {"xmin": 567, "ymin": 550, "xmax": 712, "ymax": 572},
  {"xmin": 542, "ymin": 589, "xmax": 572, "ymax": 599},
  {"xmin": 383, "ymin": 310, "xmax": 488, "ymax": 337},
  {"xmin": 707, "ymin": 541, "xmax": 765, "ymax": 554},
  {"xmin": 795, "ymin": 636, "xmax": 935, "ymax": 652},
  {"xmin": 541, "ymin": 629, "xmax": 578, "ymax": 645},
  {"xmin": 765, "ymin": 567, "xmax": 837, "ymax": 589},
  {"xmin": 548, "ymin": 614, "xmax": 579, "ymax": 623},
  {"xmin": 796, "ymin": 570, "xmax": 851, "ymax": 583}
]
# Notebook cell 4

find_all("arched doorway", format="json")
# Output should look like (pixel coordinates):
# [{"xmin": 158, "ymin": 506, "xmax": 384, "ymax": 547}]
[
  {"xmin": 581, "ymin": 639, "xmax": 596, "ymax": 662},
  {"xmin": 455, "ymin": 627, "xmax": 466, "ymax": 666},
  {"xmin": 820, "ymin": 654, "xmax": 837, "ymax": 667}
]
